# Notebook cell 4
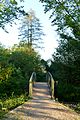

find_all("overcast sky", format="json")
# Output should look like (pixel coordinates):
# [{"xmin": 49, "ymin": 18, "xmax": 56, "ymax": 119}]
[{"xmin": 0, "ymin": 0, "xmax": 58, "ymax": 60}]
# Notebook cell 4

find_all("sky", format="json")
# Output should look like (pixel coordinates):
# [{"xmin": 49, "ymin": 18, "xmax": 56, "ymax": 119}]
[{"xmin": 0, "ymin": 0, "xmax": 58, "ymax": 60}]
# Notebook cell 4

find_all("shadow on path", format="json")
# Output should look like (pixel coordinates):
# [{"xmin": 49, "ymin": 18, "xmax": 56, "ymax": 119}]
[{"xmin": 2, "ymin": 82, "xmax": 80, "ymax": 120}]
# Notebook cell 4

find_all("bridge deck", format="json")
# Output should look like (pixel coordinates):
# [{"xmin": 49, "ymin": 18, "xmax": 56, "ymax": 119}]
[
  {"xmin": 33, "ymin": 82, "xmax": 50, "ymax": 100},
  {"xmin": 2, "ymin": 82, "xmax": 80, "ymax": 120}
]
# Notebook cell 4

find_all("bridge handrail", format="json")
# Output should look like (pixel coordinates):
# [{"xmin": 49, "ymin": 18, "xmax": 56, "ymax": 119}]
[
  {"xmin": 46, "ymin": 72, "xmax": 54, "ymax": 99},
  {"xmin": 29, "ymin": 72, "xmax": 36, "ymax": 97}
]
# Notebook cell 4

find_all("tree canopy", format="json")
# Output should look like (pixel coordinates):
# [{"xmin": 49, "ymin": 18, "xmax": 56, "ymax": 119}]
[
  {"xmin": 0, "ymin": 0, "xmax": 26, "ymax": 30},
  {"xmin": 40, "ymin": 0, "xmax": 80, "ymax": 40},
  {"xmin": 19, "ymin": 9, "xmax": 44, "ymax": 48},
  {"xmin": 40, "ymin": 0, "xmax": 80, "ymax": 102}
]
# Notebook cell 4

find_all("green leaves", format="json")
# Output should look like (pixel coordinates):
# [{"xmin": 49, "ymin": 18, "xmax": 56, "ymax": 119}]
[
  {"xmin": 40, "ymin": 0, "xmax": 80, "ymax": 102},
  {"xmin": 40, "ymin": 0, "xmax": 80, "ymax": 40},
  {"xmin": 19, "ymin": 9, "xmax": 44, "ymax": 48},
  {"xmin": 10, "ymin": 0, "xmax": 17, "ymax": 5},
  {"xmin": 0, "ymin": 42, "xmax": 42, "ymax": 100},
  {"xmin": 0, "ymin": 0, "xmax": 26, "ymax": 29}
]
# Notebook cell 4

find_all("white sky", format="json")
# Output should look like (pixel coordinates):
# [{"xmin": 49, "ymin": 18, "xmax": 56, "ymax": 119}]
[{"xmin": 0, "ymin": 0, "xmax": 58, "ymax": 60}]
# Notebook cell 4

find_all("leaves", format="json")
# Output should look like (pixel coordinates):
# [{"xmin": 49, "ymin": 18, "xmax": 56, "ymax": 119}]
[
  {"xmin": 40, "ymin": 0, "xmax": 80, "ymax": 102},
  {"xmin": 19, "ymin": 9, "xmax": 44, "ymax": 48},
  {"xmin": 10, "ymin": 0, "xmax": 17, "ymax": 5},
  {"xmin": 0, "ymin": 42, "xmax": 42, "ymax": 99},
  {"xmin": 40, "ymin": 0, "xmax": 80, "ymax": 40},
  {"xmin": 0, "ymin": 0, "xmax": 26, "ymax": 29}
]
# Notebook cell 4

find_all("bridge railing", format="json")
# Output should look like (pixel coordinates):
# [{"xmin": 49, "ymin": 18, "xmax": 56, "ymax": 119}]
[
  {"xmin": 29, "ymin": 72, "xmax": 36, "ymax": 97},
  {"xmin": 46, "ymin": 72, "xmax": 54, "ymax": 99}
]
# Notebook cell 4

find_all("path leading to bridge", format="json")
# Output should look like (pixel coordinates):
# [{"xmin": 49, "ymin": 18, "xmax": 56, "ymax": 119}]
[{"xmin": 2, "ymin": 82, "xmax": 80, "ymax": 120}]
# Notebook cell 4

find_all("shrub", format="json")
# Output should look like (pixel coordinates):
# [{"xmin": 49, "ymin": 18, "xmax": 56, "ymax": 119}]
[{"xmin": 57, "ymin": 82, "xmax": 80, "ymax": 102}]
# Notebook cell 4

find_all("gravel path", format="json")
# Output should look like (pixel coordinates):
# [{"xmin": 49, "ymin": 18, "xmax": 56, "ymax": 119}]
[{"xmin": 2, "ymin": 82, "xmax": 80, "ymax": 120}]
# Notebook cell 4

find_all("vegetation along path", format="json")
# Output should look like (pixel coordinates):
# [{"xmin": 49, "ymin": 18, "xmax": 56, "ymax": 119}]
[{"xmin": 2, "ymin": 82, "xmax": 80, "ymax": 120}]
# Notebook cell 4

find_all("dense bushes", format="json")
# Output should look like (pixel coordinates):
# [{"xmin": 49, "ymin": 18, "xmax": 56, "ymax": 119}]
[
  {"xmin": 0, "ymin": 43, "xmax": 42, "ymax": 97},
  {"xmin": 0, "ymin": 63, "xmax": 27, "ymax": 97},
  {"xmin": 0, "ymin": 94, "xmax": 28, "ymax": 118},
  {"xmin": 48, "ymin": 60, "xmax": 80, "ymax": 102},
  {"xmin": 0, "ymin": 94, "xmax": 28, "ymax": 110},
  {"xmin": 0, "ymin": 43, "xmax": 42, "ymax": 116},
  {"xmin": 57, "ymin": 82, "xmax": 80, "ymax": 102},
  {"xmin": 36, "ymin": 72, "xmax": 46, "ymax": 82},
  {"xmin": 48, "ymin": 57, "xmax": 80, "ymax": 102}
]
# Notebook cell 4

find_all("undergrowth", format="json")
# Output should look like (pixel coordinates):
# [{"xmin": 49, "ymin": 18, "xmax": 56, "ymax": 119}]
[{"xmin": 0, "ymin": 94, "xmax": 28, "ymax": 119}]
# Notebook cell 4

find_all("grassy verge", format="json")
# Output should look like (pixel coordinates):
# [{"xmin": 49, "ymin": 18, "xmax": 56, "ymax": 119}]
[
  {"xmin": 63, "ymin": 102, "xmax": 80, "ymax": 114},
  {"xmin": 75, "ymin": 103, "xmax": 80, "ymax": 113},
  {"xmin": 0, "ymin": 94, "xmax": 28, "ymax": 119},
  {"xmin": 68, "ymin": 103, "xmax": 80, "ymax": 113},
  {"xmin": 0, "ymin": 110, "xmax": 7, "ymax": 119}
]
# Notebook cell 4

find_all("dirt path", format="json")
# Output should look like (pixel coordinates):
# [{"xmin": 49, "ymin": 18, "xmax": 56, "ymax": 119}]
[{"xmin": 2, "ymin": 82, "xmax": 80, "ymax": 120}]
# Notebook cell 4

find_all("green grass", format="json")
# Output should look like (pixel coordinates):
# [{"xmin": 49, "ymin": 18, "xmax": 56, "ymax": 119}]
[
  {"xmin": 75, "ymin": 103, "xmax": 80, "ymax": 113},
  {"xmin": 63, "ymin": 102, "xmax": 80, "ymax": 114},
  {"xmin": 0, "ymin": 94, "xmax": 28, "ymax": 119},
  {"xmin": 0, "ymin": 110, "xmax": 7, "ymax": 119}
]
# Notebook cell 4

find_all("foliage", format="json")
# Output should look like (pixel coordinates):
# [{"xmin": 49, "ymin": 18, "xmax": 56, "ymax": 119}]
[
  {"xmin": 40, "ymin": 0, "xmax": 80, "ymax": 102},
  {"xmin": 40, "ymin": 0, "xmax": 80, "ymax": 40},
  {"xmin": 76, "ymin": 103, "xmax": 80, "ymax": 112},
  {"xmin": 0, "ymin": 94, "xmax": 28, "ymax": 119},
  {"xmin": 57, "ymin": 82, "xmax": 80, "ymax": 102},
  {"xmin": 10, "ymin": 42, "xmax": 42, "ymax": 76},
  {"xmin": 19, "ymin": 9, "xmax": 44, "ymax": 48},
  {"xmin": 0, "ymin": 64, "xmax": 27, "ymax": 98},
  {"xmin": 0, "ymin": 42, "xmax": 42, "ymax": 117},
  {"xmin": 0, "ymin": 42, "xmax": 42, "ymax": 97},
  {"xmin": 49, "ymin": 39, "xmax": 80, "ymax": 101},
  {"xmin": 36, "ymin": 72, "xmax": 46, "ymax": 82},
  {"xmin": 0, "ymin": 42, "xmax": 42, "ymax": 118},
  {"xmin": 0, "ymin": 0, "xmax": 26, "ymax": 30}
]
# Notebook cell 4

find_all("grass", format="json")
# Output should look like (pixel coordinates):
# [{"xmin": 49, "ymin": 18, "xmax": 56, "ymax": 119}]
[
  {"xmin": 0, "ymin": 94, "xmax": 29, "ymax": 119},
  {"xmin": 63, "ymin": 102, "xmax": 80, "ymax": 114},
  {"xmin": 72, "ymin": 103, "xmax": 80, "ymax": 113},
  {"xmin": 0, "ymin": 110, "xmax": 7, "ymax": 119}
]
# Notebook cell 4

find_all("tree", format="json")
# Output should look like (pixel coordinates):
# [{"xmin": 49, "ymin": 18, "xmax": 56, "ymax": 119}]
[
  {"xmin": 0, "ymin": 0, "xmax": 26, "ymax": 30},
  {"xmin": 19, "ymin": 9, "xmax": 44, "ymax": 48},
  {"xmin": 40, "ymin": 0, "xmax": 80, "ymax": 40},
  {"xmin": 0, "ymin": 41, "xmax": 43, "ymax": 98},
  {"xmin": 10, "ymin": 41, "xmax": 42, "ymax": 76},
  {"xmin": 40, "ymin": 0, "xmax": 80, "ymax": 102},
  {"xmin": 40, "ymin": 0, "xmax": 80, "ymax": 83}
]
